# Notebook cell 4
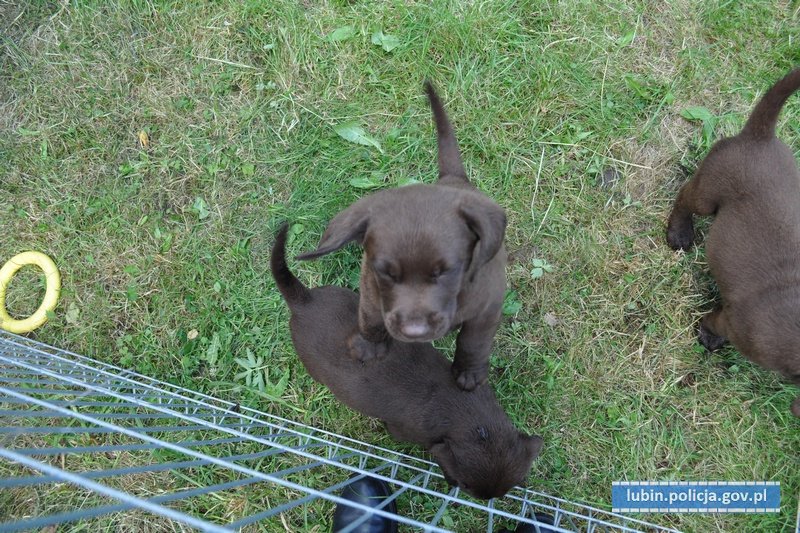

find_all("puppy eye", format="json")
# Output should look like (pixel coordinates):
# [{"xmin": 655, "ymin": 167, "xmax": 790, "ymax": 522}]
[
  {"xmin": 374, "ymin": 263, "xmax": 400, "ymax": 282},
  {"xmin": 430, "ymin": 266, "xmax": 449, "ymax": 281}
]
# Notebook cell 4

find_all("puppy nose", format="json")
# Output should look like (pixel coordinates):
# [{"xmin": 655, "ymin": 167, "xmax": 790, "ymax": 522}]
[{"xmin": 401, "ymin": 321, "xmax": 430, "ymax": 339}]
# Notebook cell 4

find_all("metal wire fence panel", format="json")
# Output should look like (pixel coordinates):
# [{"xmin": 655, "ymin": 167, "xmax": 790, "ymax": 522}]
[{"xmin": 0, "ymin": 331, "xmax": 681, "ymax": 532}]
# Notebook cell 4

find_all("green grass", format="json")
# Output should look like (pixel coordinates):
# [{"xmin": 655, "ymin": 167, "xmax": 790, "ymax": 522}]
[{"xmin": 1, "ymin": 0, "xmax": 799, "ymax": 531}]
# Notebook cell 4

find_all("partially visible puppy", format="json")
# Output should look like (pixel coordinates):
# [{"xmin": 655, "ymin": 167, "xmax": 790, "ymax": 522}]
[
  {"xmin": 297, "ymin": 82, "xmax": 506, "ymax": 392},
  {"xmin": 272, "ymin": 225, "xmax": 542, "ymax": 499},
  {"xmin": 667, "ymin": 68, "xmax": 800, "ymax": 417}
]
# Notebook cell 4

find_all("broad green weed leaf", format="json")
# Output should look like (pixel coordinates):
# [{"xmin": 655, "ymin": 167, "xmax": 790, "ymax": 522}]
[
  {"xmin": 65, "ymin": 302, "xmax": 80, "ymax": 324},
  {"xmin": 371, "ymin": 31, "xmax": 401, "ymax": 52},
  {"xmin": 288, "ymin": 223, "xmax": 304, "ymax": 245},
  {"xmin": 126, "ymin": 284, "xmax": 138, "ymax": 302},
  {"xmin": 349, "ymin": 176, "xmax": 382, "ymax": 189},
  {"xmin": 502, "ymin": 290, "xmax": 522, "ymax": 315},
  {"xmin": 192, "ymin": 197, "xmax": 210, "ymax": 220},
  {"xmin": 327, "ymin": 25, "xmax": 355, "ymax": 42},
  {"xmin": 334, "ymin": 121, "xmax": 383, "ymax": 153},
  {"xmin": 160, "ymin": 232, "xmax": 173, "ymax": 253},
  {"xmin": 206, "ymin": 332, "xmax": 220, "ymax": 366},
  {"xmin": 531, "ymin": 258, "xmax": 554, "ymax": 279},
  {"xmin": 681, "ymin": 106, "xmax": 717, "ymax": 148},
  {"xmin": 397, "ymin": 177, "xmax": 420, "ymax": 187},
  {"xmin": 618, "ymin": 30, "xmax": 635, "ymax": 46},
  {"xmin": 624, "ymin": 75, "xmax": 645, "ymax": 98},
  {"xmin": 680, "ymin": 106, "xmax": 714, "ymax": 122}
]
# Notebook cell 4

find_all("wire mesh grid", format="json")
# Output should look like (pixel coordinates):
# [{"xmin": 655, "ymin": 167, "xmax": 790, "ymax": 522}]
[{"xmin": 0, "ymin": 330, "xmax": 682, "ymax": 532}]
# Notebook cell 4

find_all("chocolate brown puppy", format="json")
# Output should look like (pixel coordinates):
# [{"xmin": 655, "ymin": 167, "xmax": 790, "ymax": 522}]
[
  {"xmin": 298, "ymin": 82, "xmax": 507, "ymax": 391},
  {"xmin": 272, "ymin": 225, "xmax": 542, "ymax": 499},
  {"xmin": 667, "ymin": 68, "xmax": 800, "ymax": 417}
]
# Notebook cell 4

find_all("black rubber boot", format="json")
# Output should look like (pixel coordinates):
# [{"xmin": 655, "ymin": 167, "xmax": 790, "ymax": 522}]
[{"xmin": 332, "ymin": 474, "xmax": 398, "ymax": 533}]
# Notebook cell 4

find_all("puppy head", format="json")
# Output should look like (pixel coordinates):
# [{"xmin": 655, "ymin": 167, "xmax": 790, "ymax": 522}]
[
  {"xmin": 298, "ymin": 185, "xmax": 505, "ymax": 342},
  {"xmin": 372, "ymin": 190, "xmax": 506, "ymax": 343},
  {"xmin": 430, "ymin": 425, "xmax": 542, "ymax": 500}
]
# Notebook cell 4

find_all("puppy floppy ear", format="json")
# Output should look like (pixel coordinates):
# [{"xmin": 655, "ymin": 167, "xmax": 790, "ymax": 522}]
[
  {"xmin": 429, "ymin": 439, "xmax": 459, "ymax": 486},
  {"xmin": 459, "ymin": 197, "xmax": 506, "ymax": 267},
  {"xmin": 522, "ymin": 434, "xmax": 544, "ymax": 463},
  {"xmin": 296, "ymin": 201, "xmax": 370, "ymax": 260}
]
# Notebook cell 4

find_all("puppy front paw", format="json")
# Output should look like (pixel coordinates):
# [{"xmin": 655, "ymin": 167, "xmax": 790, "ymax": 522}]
[
  {"xmin": 697, "ymin": 323, "xmax": 726, "ymax": 352},
  {"xmin": 347, "ymin": 333, "xmax": 388, "ymax": 363},
  {"xmin": 791, "ymin": 396, "xmax": 800, "ymax": 418},
  {"xmin": 451, "ymin": 363, "xmax": 488, "ymax": 391},
  {"xmin": 666, "ymin": 217, "xmax": 694, "ymax": 251}
]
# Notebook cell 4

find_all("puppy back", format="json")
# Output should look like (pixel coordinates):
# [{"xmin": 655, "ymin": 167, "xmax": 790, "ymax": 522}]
[
  {"xmin": 270, "ymin": 223, "xmax": 312, "ymax": 306},
  {"xmin": 741, "ymin": 68, "xmax": 800, "ymax": 140}
]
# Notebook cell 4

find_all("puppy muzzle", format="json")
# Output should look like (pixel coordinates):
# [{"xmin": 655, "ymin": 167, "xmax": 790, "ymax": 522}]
[{"xmin": 385, "ymin": 311, "xmax": 449, "ymax": 342}]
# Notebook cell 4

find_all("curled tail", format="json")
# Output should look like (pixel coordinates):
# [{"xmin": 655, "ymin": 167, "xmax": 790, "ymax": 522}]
[
  {"xmin": 270, "ymin": 224, "xmax": 312, "ymax": 305},
  {"xmin": 424, "ymin": 80, "xmax": 468, "ymax": 182},
  {"xmin": 741, "ymin": 68, "xmax": 800, "ymax": 140}
]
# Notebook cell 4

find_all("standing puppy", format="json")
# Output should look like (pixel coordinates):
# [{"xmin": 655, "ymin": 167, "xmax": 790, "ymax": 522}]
[
  {"xmin": 298, "ymin": 82, "xmax": 507, "ymax": 391},
  {"xmin": 272, "ymin": 225, "xmax": 542, "ymax": 499},
  {"xmin": 667, "ymin": 68, "xmax": 800, "ymax": 417}
]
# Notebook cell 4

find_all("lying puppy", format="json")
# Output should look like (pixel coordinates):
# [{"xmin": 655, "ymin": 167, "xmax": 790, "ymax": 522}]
[
  {"xmin": 667, "ymin": 68, "xmax": 800, "ymax": 417},
  {"xmin": 272, "ymin": 224, "xmax": 542, "ymax": 499},
  {"xmin": 298, "ymin": 82, "xmax": 507, "ymax": 391}
]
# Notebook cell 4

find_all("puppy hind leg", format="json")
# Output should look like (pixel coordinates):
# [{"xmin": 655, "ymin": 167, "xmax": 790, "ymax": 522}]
[
  {"xmin": 698, "ymin": 308, "xmax": 729, "ymax": 352},
  {"xmin": 666, "ymin": 175, "xmax": 719, "ymax": 251},
  {"xmin": 666, "ymin": 198, "xmax": 696, "ymax": 251}
]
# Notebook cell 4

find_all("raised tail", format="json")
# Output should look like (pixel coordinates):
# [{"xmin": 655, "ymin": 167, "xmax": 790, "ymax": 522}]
[
  {"xmin": 270, "ymin": 223, "xmax": 312, "ymax": 306},
  {"xmin": 740, "ymin": 68, "xmax": 800, "ymax": 140},
  {"xmin": 424, "ymin": 80, "xmax": 468, "ymax": 182}
]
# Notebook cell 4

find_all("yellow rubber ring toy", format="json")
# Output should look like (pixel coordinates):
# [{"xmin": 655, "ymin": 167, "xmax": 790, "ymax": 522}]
[{"xmin": 0, "ymin": 251, "xmax": 61, "ymax": 334}]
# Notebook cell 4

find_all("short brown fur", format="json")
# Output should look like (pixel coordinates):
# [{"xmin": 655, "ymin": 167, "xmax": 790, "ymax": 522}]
[
  {"xmin": 272, "ymin": 225, "xmax": 542, "ymax": 499},
  {"xmin": 667, "ymin": 68, "xmax": 800, "ymax": 417},
  {"xmin": 297, "ymin": 82, "xmax": 507, "ymax": 391}
]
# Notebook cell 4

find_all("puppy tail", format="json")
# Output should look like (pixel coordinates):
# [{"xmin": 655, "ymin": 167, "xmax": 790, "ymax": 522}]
[
  {"xmin": 740, "ymin": 67, "xmax": 800, "ymax": 140},
  {"xmin": 424, "ymin": 80, "xmax": 468, "ymax": 183},
  {"xmin": 270, "ymin": 223, "xmax": 312, "ymax": 306}
]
